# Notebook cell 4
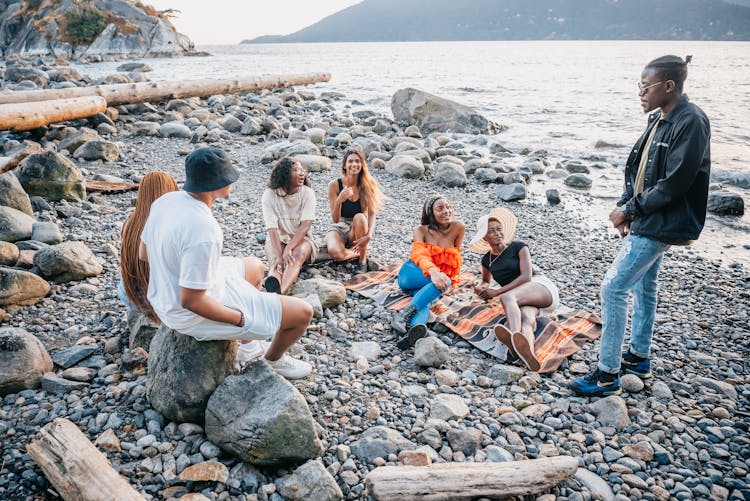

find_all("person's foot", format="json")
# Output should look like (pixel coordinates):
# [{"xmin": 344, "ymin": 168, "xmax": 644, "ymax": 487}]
[
  {"xmin": 266, "ymin": 353, "xmax": 312, "ymax": 379},
  {"xmin": 391, "ymin": 304, "xmax": 419, "ymax": 335},
  {"xmin": 354, "ymin": 262, "xmax": 368, "ymax": 274},
  {"xmin": 621, "ymin": 351, "xmax": 652, "ymax": 379},
  {"xmin": 264, "ymin": 275, "xmax": 281, "ymax": 294},
  {"xmin": 396, "ymin": 323, "xmax": 428, "ymax": 350},
  {"xmin": 511, "ymin": 331, "xmax": 541, "ymax": 372},
  {"xmin": 236, "ymin": 340, "xmax": 270, "ymax": 367},
  {"xmin": 569, "ymin": 368, "xmax": 621, "ymax": 397},
  {"xmin": 493, "ymin": 324, "xmax": 519, "ymax": 360}
]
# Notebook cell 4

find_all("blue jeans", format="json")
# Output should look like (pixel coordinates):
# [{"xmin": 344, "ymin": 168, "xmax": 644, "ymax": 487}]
[
  {"xmin": 117, "ymin": 279, "xmax": 137, "ymax": 312},
  {"xmin": 397, "ymin": 260, "xmax": 450, "ymax": 327},
  {"xmin": 599, "ymin": 235, "xmax": 670, "ymax": 373}
]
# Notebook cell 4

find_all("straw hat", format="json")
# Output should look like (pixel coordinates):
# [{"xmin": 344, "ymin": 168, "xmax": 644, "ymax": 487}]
[{"xmin": 468, "ymin": 207, "xmax": 517, "ymax": 254}]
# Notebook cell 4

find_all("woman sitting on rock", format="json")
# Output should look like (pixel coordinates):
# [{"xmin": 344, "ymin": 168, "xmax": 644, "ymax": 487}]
[
  {"xmin": 470, "ymin": 207, "xmax": 559, "ymax": 371},
  {"xmin": 119, "ymin": 170, "xmax": 178, "ymax": 321},
  {"xmin": 261, "ymin": 157, "xmax": 318, "ymax": 295},
  {"xmin": 326, "ymin": 149, "xmax": 386, "ymax": 274},
  {"xmin": 393, "ymin": 194, "xmax": 465, "ymax": 350}
]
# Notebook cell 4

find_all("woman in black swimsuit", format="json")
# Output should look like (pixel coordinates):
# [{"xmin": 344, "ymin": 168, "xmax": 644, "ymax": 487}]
[{"xmin": 326, "ymin": 149, "xmax": 387, "ymax": 273}]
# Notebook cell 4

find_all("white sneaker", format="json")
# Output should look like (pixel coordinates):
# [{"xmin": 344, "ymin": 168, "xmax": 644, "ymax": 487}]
[
  {"xmin": 236, "ymin": 340, "xmax": 270, "ymax": 367},
  {"xmin": 266, "ymin": 353, "xmax": 312, "ymax": 379}
]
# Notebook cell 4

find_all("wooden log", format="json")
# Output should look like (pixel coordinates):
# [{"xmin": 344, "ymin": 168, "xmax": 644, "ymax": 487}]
[
  {"xmin": 0, "ymin": 96, "xmax": 107, "ymax": 132},
  {"xmin": 27, "ymin": 418, "xmax": 145, "ymax": 501},
  {"xmin": 365, "ymin": 456, "xmax": 579, "ymax": 501},
  {"xmin": 0, "ymin": 72, "xmax": 331, "ymax": 106}
]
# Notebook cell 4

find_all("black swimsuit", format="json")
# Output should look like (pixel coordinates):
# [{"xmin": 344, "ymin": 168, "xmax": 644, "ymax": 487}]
[{"xmin": 337, "ymin": 178, "xmax": 362, "ymax": 218}]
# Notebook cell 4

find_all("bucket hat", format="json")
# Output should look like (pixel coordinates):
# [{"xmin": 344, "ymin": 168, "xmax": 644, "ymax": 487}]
[
  {"xmin": 468, "ymin": 207, "xmax": 517, "ymax": 254},
  {"xmin": 183, "ymin": 146, "xmax": 240, "ymax": 193}
]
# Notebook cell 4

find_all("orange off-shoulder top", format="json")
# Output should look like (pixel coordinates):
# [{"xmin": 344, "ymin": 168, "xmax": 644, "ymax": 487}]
[{"xmin": 410, "ymin": 241, "xmax": 462, "ymax": 281}]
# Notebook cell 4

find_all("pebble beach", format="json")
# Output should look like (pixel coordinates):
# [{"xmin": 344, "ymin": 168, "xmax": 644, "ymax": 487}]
[{"xmin": 1, "ymin": 68, "xmax": 749, "ymax": 501}]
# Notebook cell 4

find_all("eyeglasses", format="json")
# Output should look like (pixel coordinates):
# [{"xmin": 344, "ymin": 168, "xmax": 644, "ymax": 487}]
[{"xmin": 637, "ymin": 81, "xmax": 664, "ymax": 95}]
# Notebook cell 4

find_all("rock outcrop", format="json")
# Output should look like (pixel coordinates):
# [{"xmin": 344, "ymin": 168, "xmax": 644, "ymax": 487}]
[
  {"xmin": 0, "ymin": 0, "xmax": 193, "ymax": 60},
  {"xmin": 0, "ymin": 327, "xmax": 53, "ymax": 395},
  {"xmin": 391, "ymin": 88, "xmax": 499, "ymax": 135}
]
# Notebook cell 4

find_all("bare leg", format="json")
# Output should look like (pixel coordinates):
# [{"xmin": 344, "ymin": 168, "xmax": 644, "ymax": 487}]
[
  {"xmin": 349, "ymin": 213, "xmax": 369, "ymax": 265},
  {"xmin": 326, "ymin": 229, "xmax": 358, "ymax": 262},
  {"xmin": 500, "ymin": 281, "xmax": 553, "ymax": 333},
  {"xmin": 264, "ymin": 241, "xmax": 284, "ymax": 281},
  {"xmin": 520, "ymin": 305, "xmax": 539, "ymax": 343},
  {"xmin": 242, "ymin": 256, "xmax": 265, "ymax": 290},
  {"xmin": 280, "ymin": 241, "xmax": 312, "ymax": 294},
  {"xmin": 264, "ymin": 295, "xmax": 313, "ymax": 361}
]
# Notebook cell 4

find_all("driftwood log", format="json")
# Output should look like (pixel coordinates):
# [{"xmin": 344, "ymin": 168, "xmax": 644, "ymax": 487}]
[
  {"xmin": 27, "ymin": 418, "xmax": 145, "ymax": 501},
  {"xmin": 0, "ymin": 96, "xmax": 107, "ymax": 132},
  {"xmin": 365, "ymin": 456, "xmax": 579, "ymax": 501},
  {"xmin": 0, "ymin": 72, "xmax": 331, "ymax": 106}
]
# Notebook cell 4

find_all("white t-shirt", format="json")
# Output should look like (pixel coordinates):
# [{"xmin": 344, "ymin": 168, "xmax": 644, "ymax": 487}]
[
  {"xmin": 261, "ymin": 186, "xmax": 316, "ymax": 243},
  {"xmin": 141, "ymin": 191, "xmax": 225, "ymax": 330}
]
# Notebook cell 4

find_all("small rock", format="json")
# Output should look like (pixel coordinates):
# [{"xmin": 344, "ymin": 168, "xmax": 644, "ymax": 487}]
[
  {"xmin": 179, "ymin": 462, "xmax": 229, "ymax": 483},
  {"xmin": 414, "ymin": 337, "xmax": 450, "ymax": 368}
]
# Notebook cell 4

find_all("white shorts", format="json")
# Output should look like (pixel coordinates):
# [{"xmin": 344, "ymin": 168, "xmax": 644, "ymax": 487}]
[
  {"xmin": 532, "ymin": 275, "xmax": 560, "ymax": 317},
  {"xmin": 179, "ymin": 257, "xmax": 282, "ymax": 342}
]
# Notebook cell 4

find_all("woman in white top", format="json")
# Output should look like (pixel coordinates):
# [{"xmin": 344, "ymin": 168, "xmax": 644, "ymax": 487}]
[{"xmin": 261, "ymin": 157, "xmax": 318, "ymax": 294}]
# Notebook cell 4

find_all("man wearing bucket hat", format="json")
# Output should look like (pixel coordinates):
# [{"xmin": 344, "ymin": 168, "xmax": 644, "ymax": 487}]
[
  {"xmin": 570, "ymin": 55, "xmax": 710, "ymax": 397},
  {"xmin": 470, "ymin": 207, "xmax": 559, "ymax": 371},
  {"xmin": 139, "ymin": 146, "xmax": 313, "ymax": 379}
]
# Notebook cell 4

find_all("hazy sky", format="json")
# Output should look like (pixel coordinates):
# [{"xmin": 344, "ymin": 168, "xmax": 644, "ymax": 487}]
[{"xmin": 147, "ymin": 0, "xmax": 361, "ymax": 45}]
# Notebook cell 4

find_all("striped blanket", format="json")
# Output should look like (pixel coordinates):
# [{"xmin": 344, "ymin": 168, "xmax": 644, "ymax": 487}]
[{"xmin": 345, "ymin": 264, "xmax": 601, "ymax": 373}]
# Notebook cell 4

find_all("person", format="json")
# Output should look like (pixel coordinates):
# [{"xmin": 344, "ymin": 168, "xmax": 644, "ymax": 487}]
[
  {"xmin": 261, "ymin": 157, "xmax": 317, "ymax": 295},
  {"xmin": 326, "ymin": 149, "xmax": 387, "ymax": 273},
  {"xmin": 393, "ymin": 194, "xmax": 465, "ymax": 350},
  {"xmin": 119, "ymin": 170, "xmax": 178, "ymax": 322},
  {"xmin": 570, "ymin": 55, "xmax": 711, "ymax": 397},
  {"xmin": 139, "ymin": 146, "xmax": 314, "ymax": 379},
  {"xmin": 469, "ymin": 207, "xmax": 559, "ymax": 372}
]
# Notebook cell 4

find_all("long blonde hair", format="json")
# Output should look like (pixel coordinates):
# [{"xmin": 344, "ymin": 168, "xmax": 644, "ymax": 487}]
[
  {"xmin": 120, "ymin": 171, "xmax": 178, "ymax": 322},
  {"xmin": 342, "ymin": 149, "xmax": 387, "ymax": 213}
]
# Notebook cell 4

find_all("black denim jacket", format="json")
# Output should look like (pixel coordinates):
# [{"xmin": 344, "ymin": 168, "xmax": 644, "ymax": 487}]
[{"xmin": 617, "ymin": 95, "xmax": 711, "ymax": 241}]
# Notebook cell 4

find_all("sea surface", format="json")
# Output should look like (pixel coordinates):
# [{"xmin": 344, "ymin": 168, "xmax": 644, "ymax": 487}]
[{"xmin": 74, "ymin": 41, "xmax": 750, "ymax": 265}]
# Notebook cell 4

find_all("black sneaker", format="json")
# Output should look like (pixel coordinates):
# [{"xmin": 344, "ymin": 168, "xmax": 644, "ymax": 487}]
[
  {"xmin": 621, "ymin": 351, "xmax": 652, "ymax": 379},
  {"xmin": 396, "ymin": 324, "xmax": 428, "ymax": 350},
  {"xmin": 569, "ymin": 368, "xmax": 621, "ymax": 397},
  {"xmin": 391, "ymin": 304, "xmax": 418, "ymax": 335},
  {"xmin": 263, "ymin": 275, "xmax": 281, "ymax": 294}
]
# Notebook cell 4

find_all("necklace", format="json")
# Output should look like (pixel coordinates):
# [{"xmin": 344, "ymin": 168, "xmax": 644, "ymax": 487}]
[{"xmin": 487, "ymin": 246, "xmax": 506, "ymax": 267}]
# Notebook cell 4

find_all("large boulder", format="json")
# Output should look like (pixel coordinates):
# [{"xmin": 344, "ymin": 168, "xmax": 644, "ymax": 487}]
[
  {"xmin": 127, "ymin": 310, "xmax": 159, "ymax": 350},
  {"xmin": 160, "ymin": 122, "xmax": 192, "ymax": 139},
  {"xmin": 434, "ymin": 162, "xmax": 468, "ymax": 187},
  {"xmin": 0, "ymin": 266, "xmax": 50, "ymax": 312},
  {"xmin": 350, "ymin": 426, "xmax": 416, "ymax": 463},
  {"xmin": 31, "ymin": 222, "xmax": 63, "ymax": 245},
  {"xmin": 17, "ymin": 151, "xmax": 85, "ymax": 202},
  {"xmin": 73, "ymin": 140, "xmax": 121, "ymax": 162},
  {"xmin": 277, "ymin": 460, "xmax": 343, "ymax": 501},
  {"xmin": 33, "ymin": 242, "xmax": 102, "ymax": 282},
  {"xmin": 707, "ymin": 191, "xmax": 744, "ymax": 216},
  {"xmin": 385, "ymin": 155, "xmax": 425, "ymax": 179},
  {"xmin": 4, "ymin": 66, "xmax": 48, "ymax": 87},
  {"xmin": 0, "ymin": 206, "xmax": 34, "ymax": 242},
  {"xmin": 290, "ymin": 279, "xmax": 346, "ymax": 308},
  {"xmin": 294, "ymin": 154, "xmax": 332, "ymax": 173},
  {"xmin": 262, "ymin": 140, "xmax": 321, "ymax": 164},
  {"xmin": 0, "ymin": 242, "xmax": 20, "ymax": 267},
  {"xmin": 495, "ymin": 183, "xmax": 527, "ymax": 202},
  {"xmin": 0, "ymin": 327, "xmax": 53, "ymax": 395},
  {"xmin": 205, "ymin": 360, "xmax": 324, "ymax": 466},
  {"xmin": 146, "ymin": 325, "xmax": 236, "ymax": 424},
  {"xmin": 391, "ymin": 88, "xmax": 496, "ymax": 134},
  {"xmin": 0, "ymin": 172, "xmax": 33, "ymax": 215},
  {"xmin": 58, "ymin": 128, "xmax": 102, "ymax": 153}
]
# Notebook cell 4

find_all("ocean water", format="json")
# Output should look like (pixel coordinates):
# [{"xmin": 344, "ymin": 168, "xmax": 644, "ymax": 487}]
[{"xmin": 73, "ymin": 40, "xmax": 750, "ymax": 263}]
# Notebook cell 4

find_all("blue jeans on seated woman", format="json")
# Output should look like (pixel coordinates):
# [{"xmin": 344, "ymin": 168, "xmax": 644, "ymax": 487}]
[
  {"xmin": 397, "ymin": 260, "xmax": 451, "ymax": 328},
  {"xmin": 117, "ymin": 279, "xmax": 137, "ymax": 312}
]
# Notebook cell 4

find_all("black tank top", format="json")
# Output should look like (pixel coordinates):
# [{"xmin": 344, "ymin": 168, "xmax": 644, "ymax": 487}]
[{"xmin": 337, "ymin": 178, "xmax": 363, "ymax": 219}]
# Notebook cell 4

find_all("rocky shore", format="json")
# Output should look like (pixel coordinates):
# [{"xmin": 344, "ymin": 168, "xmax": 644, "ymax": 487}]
[{"xmin": 1, "ymin": 63, "xmax": 749, "ymax": 501}]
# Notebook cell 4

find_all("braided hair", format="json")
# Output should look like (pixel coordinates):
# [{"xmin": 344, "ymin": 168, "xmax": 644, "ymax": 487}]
[{"xmin": 645, "ymin": 55, "xmax": 692, "ymax": 92}]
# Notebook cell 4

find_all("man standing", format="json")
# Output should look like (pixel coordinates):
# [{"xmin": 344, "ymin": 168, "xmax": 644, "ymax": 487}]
[
  {"xmin": 140, "ymin": 146, "xmax": 313, "ymax": 379},
  {"xmin": 571, "ymin": 55, "xmax": 711, "ymax": 396}
]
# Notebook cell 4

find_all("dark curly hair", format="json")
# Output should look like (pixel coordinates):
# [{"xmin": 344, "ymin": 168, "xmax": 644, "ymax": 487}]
[
  {"xmin": 268, "ymin": 157, "xmax": 310, "ymax": 193},
  {"xmin": 421, "ymin": 194, "xmax": 448, "ymax": 229}
]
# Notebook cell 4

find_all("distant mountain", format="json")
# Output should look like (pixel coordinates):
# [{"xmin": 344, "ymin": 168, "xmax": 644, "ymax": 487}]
[{"xmin": 242, "ymin": 0, "xmax": 750, "ymax": 43}]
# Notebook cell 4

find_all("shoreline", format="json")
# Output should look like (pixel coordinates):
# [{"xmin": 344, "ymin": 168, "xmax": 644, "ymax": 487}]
[{"xmin": 1, "ymin": 83, "xmax": 749, "ymax": 500}]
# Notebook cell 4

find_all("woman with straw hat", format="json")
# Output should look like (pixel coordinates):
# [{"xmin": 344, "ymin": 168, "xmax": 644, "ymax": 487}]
[{"xmin": 469, "ymin": 207, "xmax": 559, "ymax": 371}]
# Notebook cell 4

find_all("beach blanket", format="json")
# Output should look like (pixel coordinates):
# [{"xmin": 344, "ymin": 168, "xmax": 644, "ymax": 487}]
[{"xmin": 345, "ymin": 263, "xmax": 602, "ymax": 373}]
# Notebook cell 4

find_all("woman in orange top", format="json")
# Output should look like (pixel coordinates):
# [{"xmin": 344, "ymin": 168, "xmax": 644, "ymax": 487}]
[{"xmin": 393, "ymin": 194, "xmax": 465, "ymax": 349}]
